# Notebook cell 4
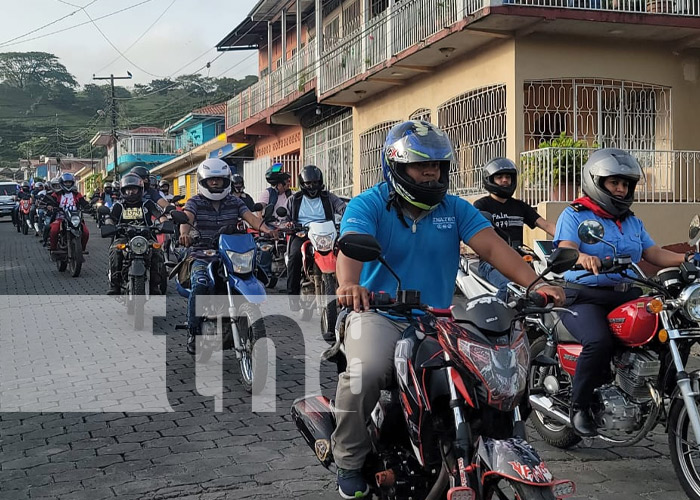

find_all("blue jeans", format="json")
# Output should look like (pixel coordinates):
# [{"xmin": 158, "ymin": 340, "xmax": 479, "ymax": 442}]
[
  {"xmin": 477, "ymin": 261, "xmax": 510, "ymax": 302},
  {"xmin": 188, "ymin": 259, "xmax": 212, "ymax": 334},
  {"xmin": 257, "ymin": 247, "xmax": 272, "ymax": 277}
]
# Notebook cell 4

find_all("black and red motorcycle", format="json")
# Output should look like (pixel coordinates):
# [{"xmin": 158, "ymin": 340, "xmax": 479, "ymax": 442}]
[
  {"xmin": 527, "ymin": 218, "xmax": 700, "ymax": 500},
  {"xmin": 292, "ymin": 233, "xmax": 578, "ymax": 500}
]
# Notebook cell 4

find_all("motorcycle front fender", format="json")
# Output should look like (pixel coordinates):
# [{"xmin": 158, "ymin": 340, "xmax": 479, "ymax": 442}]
[
  {"xmin": 69, "ymin": 227, "xmax": 81, "ymax": 237},
  {"xmin": 314, "ymin": 251, "xmax": 337, "ymax": 274},
  {"xmin": 229, "ymin": 274, "xmax": 266, "ymax": 304},
  {"xmin": 129, "ymin": 258, "xmax": 146, "ymax": 277},
  {"xmin": 476, "ymin": 437, "xmax": 557, "ymax": 486}
]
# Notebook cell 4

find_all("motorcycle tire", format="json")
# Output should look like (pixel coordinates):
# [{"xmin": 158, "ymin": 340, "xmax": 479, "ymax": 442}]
[
  {"xmin": 669, "ymin": 397, "xmax": 700, "ymax": 500},
  {"xmin": 528, "ymin": 336, "xmax": 581, "ymax": 449},
  {"xmin": 485, "ymin": 480, "xmax": 556, "ymax": 500},
  {"xmin": 237, "ymin": 302, "xmax": 267, "ymax": 394},
  {"xmin": 132, "ymin": 275, "xmax": 146, "ymax": 330},
  {"xmin": 21, "ymin": 216, "xmax": 28, "ymax": 235},
  {"xmin": 320, "ymin": 273, "xmax": 338, "ymax": 341},
  {"xmin": 69, "ymin": 236, "xmax": 82, "ymax": 278},
  {"xmin": 57, "ymin": 253, "xmax": 67, "ymax": 272},
  {"xmin": 266, "ymin": 276, "xmax": 278, "ymax": 289}
]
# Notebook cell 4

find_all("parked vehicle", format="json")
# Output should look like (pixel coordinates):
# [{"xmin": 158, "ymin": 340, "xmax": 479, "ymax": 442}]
[
  {"xmin": 53, "ymin": 207, "xmax": 86, "ymax": 277},
  {"xmin": 292, "ymin": 232, "xmax": 578, "ymax": 500},
  {"xmin": 169, "ymin": 210, "xmax": 267, "ymax": 392},
  {"xmin": 0, "ymin": 182, "xmax": 17, "ymax": 220},
  {"xmin": 527, "ymin": 217, "xmax": 700, "ymax": 500},
  {"xmin": 100, "ymin": 206, "xmax": 173, "ymax": 330}
]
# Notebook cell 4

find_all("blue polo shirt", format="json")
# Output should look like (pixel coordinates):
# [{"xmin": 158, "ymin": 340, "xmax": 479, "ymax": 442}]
[
  {"xmin": 341, "ymin": 182, "xmax": 490, "ymax": 308},
  {"xmin": 554, "ymin": 206, "xmax": 655, "ymax": 287}
]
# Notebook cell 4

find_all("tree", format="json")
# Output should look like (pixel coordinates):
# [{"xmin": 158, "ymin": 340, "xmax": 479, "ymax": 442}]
[
  {"xmin": 147, "ymin": 78, "xmax": 175, "ymax": 95},
  {"xmin": 0, "ymin": 52, "xmax": 77, "ymax": 91},
  {"xmin": 175, "ymin": 74, "xmax": 215, "ymax": 97},
  {"xmin": 17, "ymin": 136, "xmax": 51, "ymax": 159}
]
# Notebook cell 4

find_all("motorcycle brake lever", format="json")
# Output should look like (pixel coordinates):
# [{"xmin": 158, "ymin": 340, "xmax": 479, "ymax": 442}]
[{"xmin": 550, "ymin": 307, "xmax": 578, "ymax": 316}]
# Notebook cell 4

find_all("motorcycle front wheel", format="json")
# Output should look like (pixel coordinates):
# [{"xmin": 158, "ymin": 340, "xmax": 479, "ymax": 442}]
[
  {"xmin": 320, "ymin": 273, "xmax": 337, "ymax": 341},
  {"xmin": 21, "ymin": 215, "xmax": 28, "ymax": 235},
  {"xmin": 132, "ymin": 275, "xmax": 146, "ymax": 330},
  {"xmin": 237, "ymin": 302, "xmax": 267, "ymax": 393},
  {"xmin": 669, "ymin": 398, "xmax": 700, "ymax": 500},
  {"xmin": 69, "ymin": 235, "xmax": 82, "ymax": 277},
  {"xmin": 485, "ymin": 480, "xmax": 556, "ymax": 500}
]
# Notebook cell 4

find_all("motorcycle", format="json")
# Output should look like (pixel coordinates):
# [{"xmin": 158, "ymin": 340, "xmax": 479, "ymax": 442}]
[
  {"xmin": 527, "ymin": 217, "xmax": 700, "ymax": 500},
  {"xmin": 280, "ymin": 208, "xmax": 340, "ymax": 338},
  {"xmin": 168, "ymin": 210, "xmax": 267, "ymax": 392},
  {"xmin": 53, "ymin": 207, "xmax": 86, "ymax": 277},
  {"xmin": 292, "ymin": 232, "xmax": 579, "ymax": 500},
  {"xmin": 18, "ymin": 198, "xmax": 31, "ymax": 235},
  {"xmin": 100, "ymin": 206, "xmax": 173, "ymax": 330}
]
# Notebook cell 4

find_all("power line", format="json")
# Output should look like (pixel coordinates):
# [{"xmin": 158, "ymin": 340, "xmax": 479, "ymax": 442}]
[
  {"xmin": 95, "ymin": 0, "xmax": 178, "ymax": 74},
  {"xmin": 0, "ymin": 0, "xmax": 100, "ymax": 47},
  {"xmin": 0, "ymin": 0, "xmax": 156, "ymax": 48}
]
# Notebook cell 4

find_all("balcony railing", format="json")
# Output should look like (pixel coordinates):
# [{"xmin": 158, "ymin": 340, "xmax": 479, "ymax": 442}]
[
  {"xmin": 226, "ymin": 0, "xmax": 699, "ymax": 128},
  {"xmin": 120, "ymin": 137, "xmax": 176, "ymax": 156},
  {"xmin": 519, "ymin": 147, "xmax": 700, "ymax": 205},
  {"xmin": 226, "ymin": 44, "xmax": 317, "ymax": 129}
]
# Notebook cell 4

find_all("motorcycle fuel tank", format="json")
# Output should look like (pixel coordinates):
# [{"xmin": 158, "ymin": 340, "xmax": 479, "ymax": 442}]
[
  {"xmin": 557, "ymin": 344, "xmax": 583, "ymax": 377},
  {"xmin": 607, "ymin": 297, "xmax": 658, "ymax": 347}
]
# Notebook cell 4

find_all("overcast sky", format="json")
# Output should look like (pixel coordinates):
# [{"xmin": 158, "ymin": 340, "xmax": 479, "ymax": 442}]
[{"xmin": 0, "ymin": 0, "xmax": 261, "ymax": 86}]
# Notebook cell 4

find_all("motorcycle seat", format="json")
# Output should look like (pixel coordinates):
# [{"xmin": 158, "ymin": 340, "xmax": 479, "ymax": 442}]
[{"xmin": 544, "ymin": 312, "xmax": 579, "ymax": 344}]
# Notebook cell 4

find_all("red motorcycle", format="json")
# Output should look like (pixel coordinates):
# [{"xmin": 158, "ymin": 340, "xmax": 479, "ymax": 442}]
[
  {"xmin": 292, "ymin": 233, "xmax": 578, "ymax": 500},
  {"xmin": 528, "ymin": 218, "xmax": 700, "ymax": 500},
  {"xmin": 18, "ymin": 198, "xmax": 31, "ymax": 235}
]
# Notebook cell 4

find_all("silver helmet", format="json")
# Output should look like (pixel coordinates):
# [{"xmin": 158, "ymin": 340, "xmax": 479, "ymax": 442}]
[{"xmin": 581, "ymin": 148, "xmax": 643, "ymax": 218}]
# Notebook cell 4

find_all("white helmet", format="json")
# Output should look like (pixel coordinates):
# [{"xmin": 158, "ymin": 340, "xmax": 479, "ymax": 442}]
[{"xmin": 197, "ymin": 158, "xmax": 231, "ymax": 201}]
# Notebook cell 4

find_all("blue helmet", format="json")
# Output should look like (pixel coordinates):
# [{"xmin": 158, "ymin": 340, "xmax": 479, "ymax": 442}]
[{"xmin": 381, "ymin": 120, "xmax": 454, "ymax": 210}]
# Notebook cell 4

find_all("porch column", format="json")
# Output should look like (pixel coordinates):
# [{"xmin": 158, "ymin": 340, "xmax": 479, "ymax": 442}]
[
  {"xmin": 361, "ymin": 0, "xmax": 369, "ymax": 72},
  {"xmin": 296, "ymin": 0, "xmax": 302, "ymax": 81},
  {"xmin": 387, "ymin": 0, "xmax": 394, "ymax": 60},
  {"xmin": 315, "ymin": 0, "xmax": 323, "ymax": 93},
  {"xmin": 268, "ymin": 20, "xmax": 273, "ymax": 107},
  {"xmin": 282, "ymin": 8, "xmax": 287, "ymax": 64}
]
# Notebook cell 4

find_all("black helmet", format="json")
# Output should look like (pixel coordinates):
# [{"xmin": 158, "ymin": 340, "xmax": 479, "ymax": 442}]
[
  {"xmin": 103, "ymin": 181, "xmax": 112, "ymax": 194},
  {"xmin": 120, "ymin": 173, "xmax": 144, "ymax": 204},
  {"xmin": 59, "ymin": 173, "xmax": 76, "ymax": 192},
  {"xmin": 231, "ymin": 174, "xmax": 245, "ymax": 193},
  {"xmin": 130, "ymin": 166, "xmax": 150, "ymax": 189},
  {"xmin": 298, "ymin": 165, "xmax": 324, "ymax": 198},
  {"xmin": 20, "ymin": 181, "xmax": 30, "ymax": 193},
  {"xmin": 483, "ymin": 157, "xmax": 518, "ymax": 199},
  {"xmin": 381, "ymin": 120, "xmax": 453, "ymax": 210},
  {"xmin": 265, "ymin": 163, "xmax": 291, "ymax": 186},
  {"xmin": 581, "ymin": 148, "xmax": 643, "ymax": 218}
]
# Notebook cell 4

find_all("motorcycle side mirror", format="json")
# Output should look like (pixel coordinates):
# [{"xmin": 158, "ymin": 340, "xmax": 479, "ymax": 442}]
[
  {"xmin": 160, "ymin": 220, "xmax": 175, "ymax": 234},
  {"xmin": 261, "ymin": 204, "xmax": 274, "ymax": 221},
  {"xmin": 689, "ymin": 215, "xmax": 700, "ymax": 247},
  {"xmin": 276, "ymin": 206, "xmax": 288, "ymax": 218},
  {"xmin": 171, "ymin": 195, "xmax": 185, "ymax": 203},
  {"xmin": 577, "ymin": 220, "xmax": 605, "ymax": 245},
  {"xmin": 546, "ymin": 247, "xmax": 580, "ymax": 274},
  {"xmin": 97, "ymin": 206, "xmax": 110, "ymax": 216},
  {"xmin": 252, "ymin": 202, "xmax": 264, "ymax": 213},
  {"xmin": 170, "ymin": 210, "xmax": 189, "ymax": 224},
  {"xmin": 338, "ymin": 233, "xmax": 382, "ymax": 262}
]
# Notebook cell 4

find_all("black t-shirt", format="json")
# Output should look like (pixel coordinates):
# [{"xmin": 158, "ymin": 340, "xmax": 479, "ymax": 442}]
[
  {"xmin": 473, "ymin": 196, "xmax": 540, "ymax": 247},
  {"xmin": 111, "ymin": 200, "xmax": 162, "ymax": 226},
  {"xmin": 234, "ymin": 193, "xmax": 256, "ymax": 211}
]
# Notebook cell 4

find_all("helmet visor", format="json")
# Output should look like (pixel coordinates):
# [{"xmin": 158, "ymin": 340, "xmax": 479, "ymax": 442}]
[{"xmin": 385, "ymin": 129, "xmax": 455, "ymax": 165}]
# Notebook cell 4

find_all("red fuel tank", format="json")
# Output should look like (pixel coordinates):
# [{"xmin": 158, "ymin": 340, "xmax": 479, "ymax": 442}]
[
  {"xmin": 607, "ymin": 296, "xmax": 658, "ymax": 347},
  {"xmin": 557, "ymin": 344, "xmax": 582, "ymax": 376}
]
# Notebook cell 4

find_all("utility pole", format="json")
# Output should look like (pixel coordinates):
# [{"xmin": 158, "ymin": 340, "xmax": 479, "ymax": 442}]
[{"xmin": 92, "ymin": 72, "xmax": 132, "ymax": 181}]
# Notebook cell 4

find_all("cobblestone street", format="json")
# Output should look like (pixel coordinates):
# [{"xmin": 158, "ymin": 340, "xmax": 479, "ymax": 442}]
[{"xmin": 0, "ymin": 217, "xmax": 692, "ymax": 499}]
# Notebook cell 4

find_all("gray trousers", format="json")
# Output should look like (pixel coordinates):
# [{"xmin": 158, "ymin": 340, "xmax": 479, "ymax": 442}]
[{"xmin": 331, "ymin": 311, "xmax": 407, "ymax": 470}]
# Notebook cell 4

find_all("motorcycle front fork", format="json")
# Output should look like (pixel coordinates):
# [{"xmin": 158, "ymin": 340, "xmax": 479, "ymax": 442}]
[
  {"xmin": 446, "ymin": 362, "xmax": 475, "ymax": 490},
  {"xmin": 225, "ymin": 275, "xmax": 243, "ymax": 361},
  {"xmin": 669, "ymin": 337, "xmax": 700, "ymax": 442}
]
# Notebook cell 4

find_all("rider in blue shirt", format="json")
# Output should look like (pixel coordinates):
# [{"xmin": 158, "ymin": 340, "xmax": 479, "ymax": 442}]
[
  {"xmin": 554, "ymin": 148, "xmax": 686, "ymax": 437},
  {"xmin": 331, "ymin": 120, "xmax": 565, "ymax": 499}
]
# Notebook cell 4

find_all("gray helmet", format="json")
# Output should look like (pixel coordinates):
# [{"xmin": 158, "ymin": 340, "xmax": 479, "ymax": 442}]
[
  {"xmin": 581, "ymin": 148, "xmax": 643, "ymax": 218},
  {"xmin": 483, "ymin": 157, "xmax": 517, "ymax": 199}
]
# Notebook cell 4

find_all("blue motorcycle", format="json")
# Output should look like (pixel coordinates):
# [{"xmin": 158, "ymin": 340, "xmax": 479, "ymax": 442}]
[{"xmin": 169, "ymin": 212, "xmax": 267, "ymax": 392}]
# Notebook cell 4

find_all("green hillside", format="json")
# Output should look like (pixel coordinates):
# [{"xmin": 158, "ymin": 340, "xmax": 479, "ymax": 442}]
[{"xmin": 0, "ymin": 52, "xmax": 256, "ymax": 168}]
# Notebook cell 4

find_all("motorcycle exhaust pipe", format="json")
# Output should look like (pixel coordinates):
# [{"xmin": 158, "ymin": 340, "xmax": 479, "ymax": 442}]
[{"xmin": 529, "ymin": 394, "xmax": 571, "ymax": 426}]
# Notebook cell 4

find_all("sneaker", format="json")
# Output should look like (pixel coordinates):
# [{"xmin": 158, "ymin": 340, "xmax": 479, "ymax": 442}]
[
  {"xmin": 107, "ymin": 286, "xmax": 120, "ymax": 296},
  {"xmin": 337, "ymin": 468, "xmax": 369, "ymax": 499},
  {"xmin": 186, "ymin": 333, "xmax": 197, "ymax": 355}
]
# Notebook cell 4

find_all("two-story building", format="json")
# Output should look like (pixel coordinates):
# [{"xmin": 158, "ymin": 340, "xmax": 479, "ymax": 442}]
[
  {"xmin": 89, "ymin": 126, "xmax": 176, "ymax": 181},
  {"xmin": 218, "ymin": 0, "xmax": 700, "ymax": 244},
  {"xmin": 149, "ymin": 103, "xmax": 250, "ymax": 200}
]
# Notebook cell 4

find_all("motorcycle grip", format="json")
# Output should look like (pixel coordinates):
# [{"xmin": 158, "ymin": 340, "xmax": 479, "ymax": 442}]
[{"xmin": 528, "ymin": 290, "xmax": 549, "ymax": 307}]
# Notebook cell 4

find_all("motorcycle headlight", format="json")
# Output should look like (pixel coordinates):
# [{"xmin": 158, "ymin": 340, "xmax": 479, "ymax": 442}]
[
  {"xmin": 226, "ymin": 249, "xmax": 254, "ymax": 274},
  {"xmin": 310, "ymin": 233, "xmax": 334, "ymax": 253},
  {"xmin": 680, "ymin": 283, "xmax": 700, "ymax": 321},
  {"xmin": 130, "ymin": 235, "xmax": 149, "ymax": 255},
  {"xmin": 70, "ymin": 215, "xmax": 82, "ymax": 227}
]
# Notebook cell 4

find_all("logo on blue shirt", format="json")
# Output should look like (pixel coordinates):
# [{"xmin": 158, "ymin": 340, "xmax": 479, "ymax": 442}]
[{"xmin": 433, "ymin": 216, "xmax": 455, "ymax": 230}]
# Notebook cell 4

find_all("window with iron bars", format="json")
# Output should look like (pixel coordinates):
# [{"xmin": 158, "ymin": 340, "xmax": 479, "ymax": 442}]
[
  {"xmin": 438, "ymin": 84, "xmax": 507, "ymax": 196},
  {"xmin": 304, "ymin": 111, "xmax": 354, "ymax": 198},
  {"xmin": 409, "ymin": 108, "xmax": 432, "ymax": 123},
  {"xmin": 523, "ymin": 78, "xmax": 672, "ymax": 151},
  {"xmin": 359, "ymin": 120, "xmax": 400, "ymax": 191}
]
